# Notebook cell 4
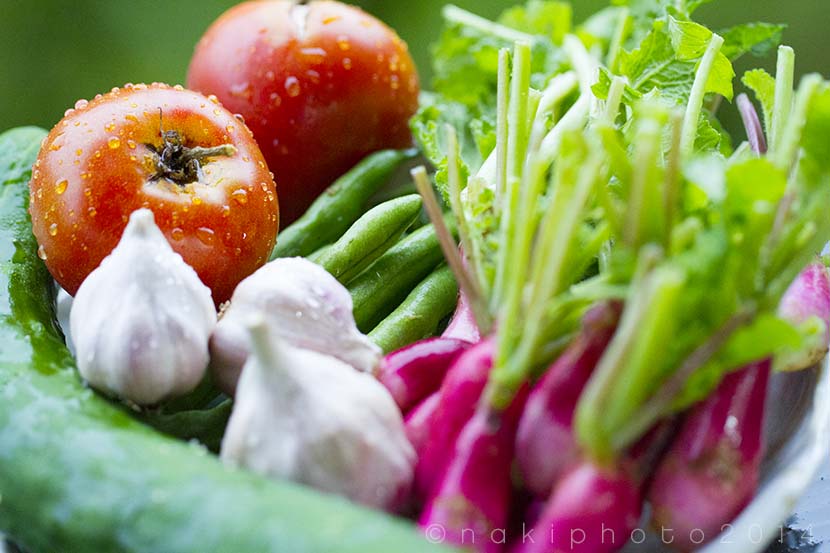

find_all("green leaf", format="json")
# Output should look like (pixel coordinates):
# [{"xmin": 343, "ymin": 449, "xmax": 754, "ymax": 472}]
[
  {"xmin": 742, "ymin": 68, "xmax": 776, "ymax": 132},
  {"xmin": 667, "ymin": 17, "xmax": 735, "ymax": 100},
  {"xmin": 672, "ymin": 314, "xmax": 803, "ymax": 410},
  {"xmin": 498, "ymin": 0, "xmax": 572, "ymax": 45},
  {"xmin": 611, "ymin": 0, "xmax": 711, "ymax": 41},
  {"xmin": 410, "ymin": 93, "xmax": 492, "ymax": 200},
  {"xmin": 720, "ymin": 22, "xmax": 785, "ymax": 60},
  {"xmin": 618, "ymin": 19, "xmax": 734, "ymax": 106}
]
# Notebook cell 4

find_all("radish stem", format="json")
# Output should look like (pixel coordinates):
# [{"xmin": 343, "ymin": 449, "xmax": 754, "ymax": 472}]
[
  {"xmin": 770, "ymin": 45, "xmax": 795, "ymax": 155},
  {"xmin": 412, "ymin": 166, "xmax": 492, "ymax": 334},
  {"xmin": 680, "ymin": 33, "xmax": 724, "ymax": 158}
]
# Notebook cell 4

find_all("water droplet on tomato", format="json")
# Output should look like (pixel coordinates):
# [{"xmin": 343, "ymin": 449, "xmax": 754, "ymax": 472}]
[
  {"xmin": 104, "ymin": 122, "xmax": 116, "ymax": 133},
  {"xmin": 284, "ymin": 77, "xmax": 301, "ymax": 97},
  {"xmin": 269, "ymin": 93, "xmax": 282, "ymax": 107},
  {"xmin": 49, "ymin": 143, "xmax": 61, "ymax": 152},
  {"xmin": 127, "ymin": 140, "xmax": 136, "ymax": 149},
  {"xmin": 171, "ymin": 228, "xmax": 184, "ymax": 241},
  {"xmin": 108, "ymin": 137, "xmax": 121, "ymax": 149},
  {"xmin": 75, "ymin": 148, "xmax": 83, "ymax": 156},
  {"xmin": 300, "ymin": 47, "xmax": 327, "ymax": 63},
  {"xmin": 234, "ymin": 113, "xmax": 245, "ymax": 123},
  {"xmin": 196, "ymin": 227, "xmax": 215, "ymax": 245},
  {"xmin": 208, "ymin": 94, "xmax": 219, "ymax": 105},
  {"xmin": 229, "ymin": 82, "xmax": 252, "ymax": 99},
  {"xmin": 390, "ymin": 74, "xmax": 400, "ymax": 90},
  {"xmin": 231, "ymin": 189, "xmax": 249, "ymax": 205},
  {"xmin": 322, "ymin": 15, "xmax": 339, "ymax": 25},
  {"xmin": 342, "ymin": 57, "xmax": 352, "ymax": 70},
  {"xmin": 213, "ymin": 109, "xmax": 222, "ymax": 116},
  {"xmin": 125, "ymin": 114, "xmax": 139, "ymax": 123},
  {"xmin": 48, "ymin": 223, "xmax": 58, "ymax": 236},
  {"xmin": 225, "ymin": 125, "xmax": 235, "ymax": 134},
  {"xmin": 74, "ymin": 99, "xmax": 89, "ymax": 110},
  {"xmin": 55, "ymin": 179, "xmax": 68, "ymax": 195},
  {"xmin": 88, "ymin": 207, "xmax": 97, "ymax": 218},
  {"xmin": 84, "ymin": 188, "xmax": 92, "ymax": 197},
  {"xmin": 265, "ymin": 71, "xmax": 276, "ymax": 81},
  {"xmin": 173, "ymin": 84, "xmax": 184, "ymax": 91},
  {"xmin": 37, "ymin": 245, "xmax": 47, "ymax": 260},
  {"xmin": 222, "ymin": 205, "xmax": 231, "ymax": 217},
  {"xmin": 336, "ymin": 35, "xmax": 351, "ymax": 51},
  {"xmin": 306, "ymin": 69, "xmax": 321, "ymax": 84}
]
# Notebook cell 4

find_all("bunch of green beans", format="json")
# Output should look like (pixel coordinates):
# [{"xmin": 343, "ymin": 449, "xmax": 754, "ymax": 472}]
[{"xmin": 271, "ymin": 149, "xmax": 460, "ymax": 350}]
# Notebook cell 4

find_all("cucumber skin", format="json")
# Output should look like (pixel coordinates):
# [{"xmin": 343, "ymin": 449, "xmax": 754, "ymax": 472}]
[{"xmin": 0, "ymin": 127, "xmax": 447, "ymax": 553}]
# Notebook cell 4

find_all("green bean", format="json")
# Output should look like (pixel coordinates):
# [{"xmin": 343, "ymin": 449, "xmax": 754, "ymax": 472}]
[
  {"xmin": 369, "ymin": 265, "xmax": 459, "ymax": 353},
  {"xmin": 270, "ymin": 149, "xmax": 415, "ymax": 259},
  {"xmin": 316, "ymin": 194, "xmax": 423, "ymax": 283},
  {"xmin": 349, "ymin": 219, "xmax": 455, "ymax": 332}
]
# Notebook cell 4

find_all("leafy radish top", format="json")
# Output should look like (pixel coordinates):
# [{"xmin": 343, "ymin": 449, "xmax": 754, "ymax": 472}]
[{"xmin": 412, "ymin": 0, "xmax": 830, "ymax": 464}]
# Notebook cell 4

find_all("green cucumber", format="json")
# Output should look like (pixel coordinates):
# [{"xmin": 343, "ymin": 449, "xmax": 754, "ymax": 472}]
[{"xmin": 0, "ymin": 127, "xmax": 443, "ymax": 553}]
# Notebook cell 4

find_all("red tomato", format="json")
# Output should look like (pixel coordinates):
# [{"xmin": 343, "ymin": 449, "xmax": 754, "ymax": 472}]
[
  {"xmin": 29, "ymin": 83, "xmax": 279, "ymax": 305},
  {"xmin": 187, "ymin": 0, "xmax": 419, "ymax": 224}
]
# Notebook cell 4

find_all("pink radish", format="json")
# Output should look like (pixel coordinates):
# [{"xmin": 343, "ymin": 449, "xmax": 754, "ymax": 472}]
[
  {"xmin": 405, "ymin": 392, "xmax": 441, "ymax": 456},
  {"xmin": 414, "ymin": 339, "xmax": 495, "ymax": 498},
  {"xmin": 776, "ymin": 262, "xmax": 830, "ymax": 372},
  {"xmin": 443, "ymin": 290, "xmax": 482, "ymax": 343},
  {"xmin": 647, "ymin": 359, "xmax": 771, "ymax": 551},
  {"xmin": 419, "ymin": 389, "xmax": 528, "ymax": 553},
  {"xmin": 516, "ymin": 301, "xmax": 623, "ymax": 497},
  {"xmin": 510, "ymin": 461, "xmax": 642, "ymax": 553},
  {"xmin": 380, "ymin": 337, "xmax": 472, "ymax": 413}
]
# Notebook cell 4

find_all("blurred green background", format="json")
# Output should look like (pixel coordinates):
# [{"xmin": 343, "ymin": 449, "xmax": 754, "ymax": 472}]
[{"xmin": 1, "ymin": 0, "xmax": 827, "ymax": 131}]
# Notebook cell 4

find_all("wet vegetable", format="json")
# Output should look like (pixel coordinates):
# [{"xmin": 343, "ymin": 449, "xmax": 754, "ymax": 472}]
[{"xmin": 0, "ymin": 126, "xmax": 440, "ymax": 553}]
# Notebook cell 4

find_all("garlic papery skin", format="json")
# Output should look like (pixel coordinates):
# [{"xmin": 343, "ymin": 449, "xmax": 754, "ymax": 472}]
[
  {"xmin": 69, "ymin": 209, "xmax": 216, "ymax": 405},
  {"xmin": 209, "ymin": 257, "xmax": 381, "ymax": 395},
  {"xmin": 221, "ymin": 319, "xmax": 415, "ymax": 511}
]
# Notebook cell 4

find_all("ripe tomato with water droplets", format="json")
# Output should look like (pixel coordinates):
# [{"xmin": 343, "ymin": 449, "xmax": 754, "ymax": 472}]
[
  {"xmin": 186, "ymin": 0, "xmax": 419, "ymax": 224},
  {"xmin": 29, "ymin": 83, "xmax": 279, "ymax": 305}
]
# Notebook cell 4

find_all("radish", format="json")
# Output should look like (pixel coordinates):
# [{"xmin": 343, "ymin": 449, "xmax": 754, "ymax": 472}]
[
  {"xmin": 443, "ymin": 290, "xmax": 483, "ymax": 343},
  {"xmin": 647, "ymin": 359, "xmax": 771, "ymax": 551},
  {"xmin": 380, "ymin": 337, "xmax": 472, "ymax": 413},
  {"xmin": 419, "ymin": 389, "xmax": 528, "ymax": 553},
  {"xmin": 515, "ymin": 301, "xmax": 623, "ymax": 497},
  {"xmin": 404, "ymin": 392, "xmax": 441, "ymax": 456},
  {"xmin": 510, "ymin": 461, "xmax": 642, "ymax": 553},
  {"xmin": 414, "ymin": 339, "xmax": 495, "ymax": 498},
  {"xmin": 776, "ymin": 262, "xmax": 830, "ymax": 372}
]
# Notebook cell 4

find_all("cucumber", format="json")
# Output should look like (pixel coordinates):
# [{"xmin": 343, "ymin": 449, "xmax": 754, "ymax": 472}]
[{"xmin": 0, "ymin": 127, "xmax": 445, "ymax": 553}]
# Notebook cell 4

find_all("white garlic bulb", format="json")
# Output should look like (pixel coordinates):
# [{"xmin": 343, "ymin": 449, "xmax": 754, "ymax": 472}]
[
  {"xmin": 221, "ymin": 318, "xmax": 415, "ymax": 511},
  {"xmin": 209, "ymin": 257, "xmax": 381, "ymax": 395},
  {"xmin": 70, "ymin": 209, "xmax": 216, "ymax": 405}
]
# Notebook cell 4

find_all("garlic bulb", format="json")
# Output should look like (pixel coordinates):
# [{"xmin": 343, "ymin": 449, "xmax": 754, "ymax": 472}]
[
  {"xmin": 209, "ymin": 257, "xmax": 381, "ymax": 395},
  {"xmin": 221, "ymin": 318, "xmax": 415, "ymax": 511},
  {"xmin": 70, "ymin": 209, "xmax": 216, "ymax": 405}
]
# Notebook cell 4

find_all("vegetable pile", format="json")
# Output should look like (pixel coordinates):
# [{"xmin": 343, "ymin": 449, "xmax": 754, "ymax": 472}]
[{"xmin": 1, "ymin": 0, "xmax": 830, "ymax": 552}]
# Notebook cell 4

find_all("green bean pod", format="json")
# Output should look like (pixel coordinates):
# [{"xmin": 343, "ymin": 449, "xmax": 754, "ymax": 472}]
[
  {"xmin": 270, "ymin": 149, "xmax": 414, "ymax": 259},
  {"xmin": 0, "ymin": 128, "xmax": 441, "ymax": 553},
  {"xmin": 369, "ymin": 264, "xmax": 459, "ymax": 353},
  {"xmin": 316, "ymin": 194, "xmax": 423, "ymax": 284},
  {"xmin": 349, "ymin": 219, "xmax": 455, "ymax": 332}
]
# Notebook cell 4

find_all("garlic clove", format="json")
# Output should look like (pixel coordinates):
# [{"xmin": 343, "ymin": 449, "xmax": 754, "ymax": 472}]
[
  {"xmin": 221, "ymin": 317, "xmax": 414, "ymax": 511},
  {"xmin": 69, "ymin": 209, "xmax": 216, "ymax": 405},
  {"xmin": 210, "ymin": 257, "xmax": 381, "ymax": 395}
]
